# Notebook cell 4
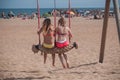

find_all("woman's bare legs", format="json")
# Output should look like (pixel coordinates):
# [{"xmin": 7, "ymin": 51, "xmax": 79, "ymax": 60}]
[
  {"xmin": 63, "ymin": 53, "xmax": 69, "ymax": 68},
  {"xmin": 44, "ymin": 53, "xmax": 47, "ymax": 64},
  {"xmin": 52, "ymin": 54, "xmax": 55, "ymax": 66},
  {"xmin": 58, "ymin": 54, "xmax": 65, "ymax": 68},
  {"xmin": 41, "ymin": 52, "xmax": 43, "ymax": 55}
]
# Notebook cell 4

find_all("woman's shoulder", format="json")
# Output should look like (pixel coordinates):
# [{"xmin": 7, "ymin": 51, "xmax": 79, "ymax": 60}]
[
  {"xmin": 50, "ymin": 25, "xmax": 55, "ymax": 31},
  {"xmin": 64, "ymin": 26, "xmax": 70, "ymax": 30}
]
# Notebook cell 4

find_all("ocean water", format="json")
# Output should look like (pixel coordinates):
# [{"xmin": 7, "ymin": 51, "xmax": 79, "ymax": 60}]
[{"xmin": 0, "ymin": 8, "xmax": 53, "ymax": 18}]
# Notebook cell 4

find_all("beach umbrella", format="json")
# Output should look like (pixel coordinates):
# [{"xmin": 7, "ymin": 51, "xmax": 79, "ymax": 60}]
[{"xmin": 66, "ymin": 11, "xmax": 75, "ymax": 15}]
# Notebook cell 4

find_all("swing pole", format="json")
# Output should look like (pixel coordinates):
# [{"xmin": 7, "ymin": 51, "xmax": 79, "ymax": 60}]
[
  {"xmin": 54, "ymin": 0, "xmax": 56, "ymax": 28},
  {"xmin": 113, "ymin": 0, "xmax": 120, "ymax": 44},
  {"xmin": 99, "ymin": 0, "xmax": 111, "ymax": 63},
  {"xmin": 68, "ymin": 0, "xmax": 71, "ymax": 28},
  {"xmin": 37, "ymin": 0, "xmax": 41, "ymax": 44},
  {"xmin": 68, "ymin": 0, "xmax": 71, "ymax": 42},
  {"xmin": 54, "ymin": 0, "xmax": 57, "ymax": 42}
]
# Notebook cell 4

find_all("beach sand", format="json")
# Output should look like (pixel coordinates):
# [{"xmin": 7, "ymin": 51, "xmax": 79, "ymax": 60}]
[{"xmin": 0, "ymin": 17, "xmax": 120, "ymax": 80}]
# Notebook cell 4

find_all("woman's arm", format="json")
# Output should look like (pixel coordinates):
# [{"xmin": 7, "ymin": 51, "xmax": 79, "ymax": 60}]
[
  {"xmin": 67, "ymin": 27, "xmax": 72, "ymax": 38},
  {"xmin": 37, "ymin": 27, "xmax": 44, "ymax": 44},
  {"xmin": 37, "ymin": 27, "xmax": 44, "ymax": 35},
  {"xmin": 67, "ymin": 27, "xmax": 72, "ymax": 42}
]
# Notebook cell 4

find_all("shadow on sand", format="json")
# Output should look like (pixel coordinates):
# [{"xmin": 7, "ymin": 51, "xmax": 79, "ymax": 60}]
[
  {"xmin": 51, "ymin": 62, "xmax": 98, "ymax": 72},
  {"xmin": 2, "ymin": 76, "xmax": 51, "ymax": 80}
]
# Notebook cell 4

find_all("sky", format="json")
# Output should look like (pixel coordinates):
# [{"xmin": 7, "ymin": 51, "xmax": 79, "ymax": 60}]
[{"xmin": 0, "ymin": 0, "xmax": 120, "ymax": 9}]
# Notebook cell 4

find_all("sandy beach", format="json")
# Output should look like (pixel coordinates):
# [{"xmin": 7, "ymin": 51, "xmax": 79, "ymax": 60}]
[{"xmin": 0, "ymin": 17, "xmax": 120, "ymax": 80}]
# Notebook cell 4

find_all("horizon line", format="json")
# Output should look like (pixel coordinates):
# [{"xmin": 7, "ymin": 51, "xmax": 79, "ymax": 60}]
[{"xmin": 0, "ymin": 7, "xmax": 114, "ymax": 9}]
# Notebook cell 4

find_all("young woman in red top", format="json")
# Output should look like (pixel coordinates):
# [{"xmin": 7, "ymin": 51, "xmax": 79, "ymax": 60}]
[{"xmin": 56, "ymin": 17, "xmax": 72, "ymax": 68}]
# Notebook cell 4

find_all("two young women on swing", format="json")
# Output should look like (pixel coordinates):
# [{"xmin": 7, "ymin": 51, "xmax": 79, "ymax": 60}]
[{"xmin": 38, "ymin": 17, "xmax": 72, "ymax": 68}]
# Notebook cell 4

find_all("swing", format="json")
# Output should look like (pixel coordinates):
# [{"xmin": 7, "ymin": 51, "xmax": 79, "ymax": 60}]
[
  {"xmin": 32, "ymin": 42, "xmax": 78, "ymax": 54},
  {"xmin": 32, "ymin": 0, "xmax": 78, "ymax": 68},
  {"xmin": 32, "ymin": 0, "xmax": 78, "ymax": 54}
]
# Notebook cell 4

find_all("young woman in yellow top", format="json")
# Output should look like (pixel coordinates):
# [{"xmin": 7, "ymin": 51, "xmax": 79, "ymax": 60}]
[
  {"xmin": 38, "ymin": 18, "xmax": 55, "ymax": 48},
  {"xmin": 38, "ymin": 18, "xmax": 55, "ymax": 65}
]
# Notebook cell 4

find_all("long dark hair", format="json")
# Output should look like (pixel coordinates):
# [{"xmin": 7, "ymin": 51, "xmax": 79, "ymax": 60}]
[{"xmin": 42, "ymin": 18, "xmax": 51, "ymax": 32}]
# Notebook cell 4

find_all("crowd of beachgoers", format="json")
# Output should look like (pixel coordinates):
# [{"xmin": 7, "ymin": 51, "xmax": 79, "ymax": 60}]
[{"xmin": 0, "ymin": 9, "xmax": 114, "ymax": 20}]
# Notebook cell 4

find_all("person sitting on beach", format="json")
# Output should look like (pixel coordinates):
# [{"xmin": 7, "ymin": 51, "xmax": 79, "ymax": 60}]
[
  {"xmin": 38, "ymin": 18, "xmax": 55, "ymax": 48},
  {"xmin": 56, "ymin": 17, "xmax": 72, "ymax": 48},
  {"xmin": 55, "ymin": 17, "xmax": 72, "ymax": 68},
  {"xmin": 8, "ymin": 11, "xmax": 15, "ymax": 18},
  {"xmin": 1, "ymin": 12, "xmax": 6, "ymax": 19},
  {"xmin": 37, "ymin": 18, "xmax": 55, "ymax": 65}
]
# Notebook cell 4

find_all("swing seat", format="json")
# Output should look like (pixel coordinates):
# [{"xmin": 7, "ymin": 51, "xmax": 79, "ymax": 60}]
[
  {"xmin": 32, "ymin": 42, "xmax": 78, "ymax": 54},
  {"xmin": 32, "ymin": 44, "xmax": 40, "ymax": 53}
]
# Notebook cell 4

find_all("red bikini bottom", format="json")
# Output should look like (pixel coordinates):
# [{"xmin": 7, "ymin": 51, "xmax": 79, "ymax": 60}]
[{"xmin": 56, "ymin": 41, "xmax": 69, "ymax": 48}]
